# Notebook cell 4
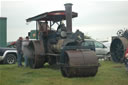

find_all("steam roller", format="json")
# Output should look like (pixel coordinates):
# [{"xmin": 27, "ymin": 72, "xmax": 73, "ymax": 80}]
[
  {"xmin": 26, "ymin": 3, "xmax": 99, "ymax": 77},
  {"xmin": 110, "ymin": 30, "xmax": 128, "ymax": 62}
]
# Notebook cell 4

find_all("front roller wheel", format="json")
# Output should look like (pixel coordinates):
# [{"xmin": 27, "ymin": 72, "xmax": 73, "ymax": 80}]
[
  {"xmin": 60, "ymin": 49, "xmax": 99, "ymax": 77},
  {"xmin": 61, "ymin": 66, "xmax": 98, "ymax": 77},
  {"xmin": 61, "ymin": 67, "xmax": 70, "ymax": 77}
]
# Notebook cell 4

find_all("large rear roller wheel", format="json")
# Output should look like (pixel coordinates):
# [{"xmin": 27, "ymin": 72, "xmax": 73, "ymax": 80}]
[
  {"xmin": 27, "ymin": 40, "xmax": 46, "ymax": 68},
  {"xmin": 110, "ymin": 37, "xmax": 128, "ymax": 62},
  {"xmin": 29, "ymin": 55, "xmax": 46, "ymax": 68}
]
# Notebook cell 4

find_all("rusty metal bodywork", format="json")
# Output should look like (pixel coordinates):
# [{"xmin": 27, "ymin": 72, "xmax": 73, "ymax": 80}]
[
  {"xmin": 26, "ymin": 3, "xmax": 99, "ymax": 77},
  {"xmin": 110, "ymin": 30, "xmax": 128, "ymax": 62}
]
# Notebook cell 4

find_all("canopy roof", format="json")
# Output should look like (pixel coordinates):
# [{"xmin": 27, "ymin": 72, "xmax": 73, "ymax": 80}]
[{"xmin": 26, "ymin": 10, "xmax": 78, "ymax": 22}]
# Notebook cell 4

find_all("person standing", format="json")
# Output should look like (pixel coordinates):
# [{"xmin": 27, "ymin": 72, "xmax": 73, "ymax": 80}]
[
  {"xmin": 22, "ymin": 36, "xmax": 29, "ymax": 67},
  {"xmin": 16, "ymin": 37, "xmax": 23, "ymax": 67},
  {"xmin": 124, "ymin": 48, "xmax": 128, "ymax": 71}
]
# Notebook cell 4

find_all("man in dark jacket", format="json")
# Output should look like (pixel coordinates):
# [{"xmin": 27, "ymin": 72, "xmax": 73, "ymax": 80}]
[{"xmin": 16, "ymin": 37, "xmax": 23, "ymax": 67}]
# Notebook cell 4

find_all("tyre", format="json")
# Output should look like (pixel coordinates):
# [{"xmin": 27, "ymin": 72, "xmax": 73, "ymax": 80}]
[{"xmin": 3, "ymin": 54, "xmax": 17, "ymax": 64}]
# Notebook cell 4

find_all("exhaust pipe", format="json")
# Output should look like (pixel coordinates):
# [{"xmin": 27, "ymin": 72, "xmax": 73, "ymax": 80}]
[{"xmin": 64, "ymin": 3, "xmax": 73, "ymax": 33}]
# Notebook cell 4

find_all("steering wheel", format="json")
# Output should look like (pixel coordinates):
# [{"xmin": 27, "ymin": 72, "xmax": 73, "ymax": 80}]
[{"xmin": 117, "ymin": 29, "xmax": 124, "ymax": 37}]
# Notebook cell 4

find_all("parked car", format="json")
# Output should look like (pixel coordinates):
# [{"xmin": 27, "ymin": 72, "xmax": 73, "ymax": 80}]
[
  {"xmin": 0, "ymin": 47, "xmax": 17, "ymax": 64},
  {"xmin": 82, "ymin": 39, "xmax": 110, "ymax": 60}
]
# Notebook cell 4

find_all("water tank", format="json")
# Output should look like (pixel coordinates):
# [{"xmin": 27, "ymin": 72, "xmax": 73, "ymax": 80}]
[{"xmin": 0, "ymin": 17, "xmax": 7, "ymax": 47}]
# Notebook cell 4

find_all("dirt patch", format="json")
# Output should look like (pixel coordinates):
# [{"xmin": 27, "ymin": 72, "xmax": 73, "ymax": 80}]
[{"xmin": 113, "ymin": 65, "xmax": 123, "ymax": 68}]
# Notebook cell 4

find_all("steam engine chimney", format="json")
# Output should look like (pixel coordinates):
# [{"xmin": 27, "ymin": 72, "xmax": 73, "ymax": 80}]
[{"xmin": 64, "ymin": 3, "xmax": 73, "ymax": 33}]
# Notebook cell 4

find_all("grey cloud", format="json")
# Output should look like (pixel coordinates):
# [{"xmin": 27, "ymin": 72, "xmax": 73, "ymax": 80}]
[{"xmin": 1, "ymin": 1, "xmax": 128, "ymax": 41}]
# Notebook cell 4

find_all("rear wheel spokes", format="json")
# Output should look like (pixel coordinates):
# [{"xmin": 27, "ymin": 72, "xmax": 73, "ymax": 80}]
[{"xmin": 114, "ymin": 44, "xmax": 124, "ymax": 61}]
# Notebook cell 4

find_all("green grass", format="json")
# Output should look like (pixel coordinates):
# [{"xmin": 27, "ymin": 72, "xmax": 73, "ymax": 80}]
[{"xmin": 0, "ymin": 61, "xmax": 128, "ymax": 85}]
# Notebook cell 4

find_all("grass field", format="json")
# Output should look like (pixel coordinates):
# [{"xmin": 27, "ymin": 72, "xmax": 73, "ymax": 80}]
[{"xmin": 0, "ymin": 61, "xmax": 128, "ymax": 85}]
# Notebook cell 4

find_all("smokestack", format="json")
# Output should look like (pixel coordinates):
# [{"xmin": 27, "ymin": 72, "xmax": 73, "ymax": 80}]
[{"xmin": 64, "ymin": 3, "xmax": 73, "ymax": 33}]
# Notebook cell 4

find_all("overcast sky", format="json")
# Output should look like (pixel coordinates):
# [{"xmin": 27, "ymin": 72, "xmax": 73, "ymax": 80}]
[{"xmin": 1, "ymin": 0, "xmax": 128, "ymax": 42}]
